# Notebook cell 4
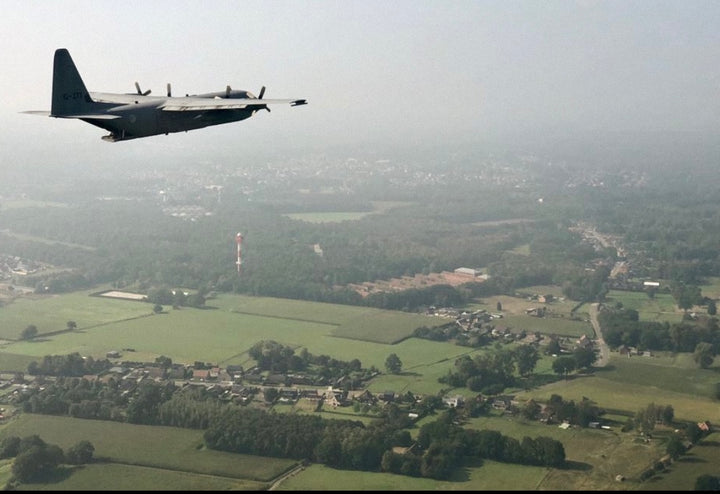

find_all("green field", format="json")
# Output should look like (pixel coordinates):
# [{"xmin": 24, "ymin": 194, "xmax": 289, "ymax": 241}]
[
  {"xmin": 637, "ymin": 431, "xmax": 720, "ymax": 491},
  {"xmin": 0, "ymin": 414, "xmax": 295, "ymax": 484},
  {"xmin": 0, "ymin": 292, "xmax": 442, "ymax": 370},
  {"xmin": 515, "ymin": 353, "xmax": 720, "ymax": 425},
  {"xmin": 0, "ymin": 289, "xmax": 152, "ymax": 339},
  {"xmin": 16, "ymin": 463, "xmax": 266, "ymax": 491},
  {"xmin": 278, "ymin": 460, "xmax": 549, "ymax": 491},
  {"xmin": 468, "ymin": 292, "xmax": 594, "ymax": 338},
  {"xmin": 604, "ymin": 290, "xmax": 683, "ymax": 323}
]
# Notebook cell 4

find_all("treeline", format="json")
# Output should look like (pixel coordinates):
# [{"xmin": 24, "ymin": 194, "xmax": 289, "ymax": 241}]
[
  {"xmin": 0, "ymin": 434, "xmax": 94, "ymax": 485},
  {"xmin": 522, "ymin": 394, "xmax": 603, "ymax": 427},
  {"xmin": 598, "ymin": 306, "xmax": 720, "ymax": 353},
  {"xmin": 27, "ymin": 352, "xmax": 113, "ymax": 377},
  {"xmin": 439, "ymin": 344, "xmax": 540, "ymax": 394},
  {"xmin": 203, "ymin": 405, "xmax": 565, "ymax": 480}
]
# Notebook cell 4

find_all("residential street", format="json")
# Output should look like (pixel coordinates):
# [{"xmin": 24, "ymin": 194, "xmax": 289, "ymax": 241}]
[{"xmin": 589, "ymin": 303, "xmax": 610, "ymax": 367}]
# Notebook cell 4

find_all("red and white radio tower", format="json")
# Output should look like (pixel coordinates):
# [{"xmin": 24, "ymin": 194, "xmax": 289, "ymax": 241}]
[{"xmin": 235, "ymin": 232, "xmax": 243, "ymax": 274}]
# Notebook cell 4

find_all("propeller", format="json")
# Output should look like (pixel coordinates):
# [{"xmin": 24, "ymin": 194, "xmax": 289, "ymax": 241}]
[
  {"xmin": 167, "ymin": 83, "xmax": 172, "ymax": 97},
  {"xmin": 258, "ymin": 86, "xmax": 270, "ymax": 112},
  {"xmin": 135, "ymin": 82, "xmax": 151, "ymax": 96}
]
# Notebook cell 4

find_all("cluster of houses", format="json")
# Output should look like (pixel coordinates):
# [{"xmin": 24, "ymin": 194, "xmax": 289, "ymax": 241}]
[{"xmin": 0, "ymin": 255, "xmax": 44, "ymax": 280}]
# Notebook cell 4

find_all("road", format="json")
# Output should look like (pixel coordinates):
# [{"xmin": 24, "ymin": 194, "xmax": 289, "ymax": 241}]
[{"xmin": 589, "ymin": 303, "xmax": 610, "ymax": 367}]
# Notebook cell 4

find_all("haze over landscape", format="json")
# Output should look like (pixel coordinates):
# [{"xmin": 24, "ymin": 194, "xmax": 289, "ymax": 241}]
[{"xmin": 2, "ymin": 0, "xmax": 720, "ymax": 167}]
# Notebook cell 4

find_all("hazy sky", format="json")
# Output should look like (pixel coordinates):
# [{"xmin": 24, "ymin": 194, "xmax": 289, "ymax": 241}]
[{"xmin": 2, "ymin": 0, "xmax": 720, "ymax": 167}]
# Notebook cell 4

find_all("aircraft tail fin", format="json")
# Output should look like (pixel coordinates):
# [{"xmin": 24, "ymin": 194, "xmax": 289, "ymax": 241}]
[{"xmin": 51, "ymin": 49, "xmax": 95, "ymax": 117}]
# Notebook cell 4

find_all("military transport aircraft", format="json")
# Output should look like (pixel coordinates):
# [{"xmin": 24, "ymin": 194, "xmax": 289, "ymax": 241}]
[{"xmin": 23, "ymin": 48, "xmax": 307, "ymax": 142}]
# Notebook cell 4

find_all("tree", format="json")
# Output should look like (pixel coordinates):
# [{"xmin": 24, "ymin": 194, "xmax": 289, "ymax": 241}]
[
  {"xmin": 21, "ymin": 325, "xmax": 38, "ymax": 340},
  {"xmin": 708, "ymin": 300, "xmax": 717, "ymax": 316},
  {"xmin": 573, "ymin": 346, "xmax": 597, "ymax": 371},
  {"xmin": 0, "ymin": 436, "xmax": 20, "ymax": 458},
  {"xmin": 385, "ymin": 353, "xmax": 403, "ymax": 374},
  {"xmin": 521, "ymin": 399, "xmax": 541, "ymax": 421},
  {"xmin": 153, "ymin": 304, "xmax": 164, "ymax": 314},
  {"xmin": 665, "ymin": 435, "xmax": 685, "ymax": 460},
  {"xmin": 263, "ymin": 387, "xmax": 278, "ymax": 403},
  {"xmin": 514, "ymin": 344, "xmax": 540, "ymax": 377},
  {"xmin": 65, "ymin": 440, "xmax": 94, "ymax": 464},
  {"xmin": 552, "ymin": 356, "xmax": 576, "ymax": 377},
  {"xmin": 545, "ymin": 337, "xmax": 561, "ymax": 356},
  {"xmin": 694, "ymin": 474, "xmax": 720, "ymax": 491},
  {"xmin": 693, "ymin": 342, "xmax": 715, "ymax": 369},
  {"xmin": 11, "ymin": 442, "xmax": 64, "ymax": 482},
  {"xmin": 496, "ymin": 301, "xmax": 502, "ymax": 311},
  {"xmin": 66, "ymin": 320, "xmax": 77, "ymax": 331}
]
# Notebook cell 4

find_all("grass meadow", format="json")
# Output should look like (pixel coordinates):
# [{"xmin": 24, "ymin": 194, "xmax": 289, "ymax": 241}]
[
  {"xmin": 467, "ymin": 292, "xmax": 594, "ymax": 338},
  {"xmin": 0, "ymin": 289, "xmax": 152, "ymax": 340},
  {"xmin": 637, "ymin": 431, "xmax": 720, "ymax": 491},
  {"xmin": 604, "ymin": 290, "xmax": 683, "ymax": 323},
  {"xmin": 278, "ymin": 461, "xmax": 550, "ymax": 491},
  {"xmin": 0, "ymin": 414, "xmax": 295, "ymax": 484},
  {"xmin": 15, "ymin": 463, "xmax": 266, "ymax": 491}
]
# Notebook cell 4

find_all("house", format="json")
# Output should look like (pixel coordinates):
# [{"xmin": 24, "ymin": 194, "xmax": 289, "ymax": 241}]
[
  {"xmin": 576, "ymin": 334, "xmax": 593, "ymax": 349},
  {"xmin": 264, "ymin": 374, "xmax": 286, "ymax": 386},
  {"xmin": 353, "ymin": 389, "xmax": 378, "ymax": 405},
  {"xmin": 192, "ymin": 369, "xmax": 209, "ymax": 381},
  {"xmin": 300, "ymin": 389, "xmax": 321, "ymax": 400},
  {"xmin": 443, "ymin": 395, "xmax": 465, "ymax": 408},
  {"xmin": 378, "ymin": 391, "xmax": 395, "ymax": 402},
  {"xmin": 324, "ymin": 386, "xmax": 345, "ymax": 408}
]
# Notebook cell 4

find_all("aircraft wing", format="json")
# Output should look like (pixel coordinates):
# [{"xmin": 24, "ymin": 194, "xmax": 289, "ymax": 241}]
[{"xmin": 160, "ymin": 97, "xmax": 306, "ymax": 112}]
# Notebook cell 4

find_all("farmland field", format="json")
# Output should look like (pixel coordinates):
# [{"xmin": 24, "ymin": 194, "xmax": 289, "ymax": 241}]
[
  {"xmin": 467, "ymin": 292, "xmax": 593, "ymax": 338},
  {"xmin": 15, "ymin": 463, "xmax": 266, "ymax": 491},
  {"xmin": 277, "ymin": 460, "xmax": 550, "ymax": 491},
  {"xmin": 0, "ymin": 289, "xmax": 153, "ymax": 340},
  {"xmin": 0, "ymin": 414, "xmax": 296, "ymax": 484},
  {"xmin": 604, "ymin": 290, "xmax": 683, "ymax": 323},
  {"xmin": 0, "ymin": 292, "xmax": 443, "ymax": 370}
]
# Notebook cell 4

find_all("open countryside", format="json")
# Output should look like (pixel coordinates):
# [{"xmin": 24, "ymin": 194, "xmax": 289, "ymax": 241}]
[{"xmin": 0, "ymin": 279, "xmax": 717, "ymax": 490}]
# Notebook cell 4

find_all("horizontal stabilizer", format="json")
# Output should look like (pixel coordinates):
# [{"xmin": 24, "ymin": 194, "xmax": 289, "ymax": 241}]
[
  {"xmin": 54, "ymin": 113, "xmax": 122, "ymax": 120},
  {"xmin": 20, "ymin": 111, "xmax": 52, "ymax": 116},
  {"xmin": 21, "ymin": 110, "xmax": 119, "ymax": 120}
]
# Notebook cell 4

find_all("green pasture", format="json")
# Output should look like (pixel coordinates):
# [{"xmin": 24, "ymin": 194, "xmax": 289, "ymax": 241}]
[
  {"xmin": 468, "ymin": 292, "xmax": 593, "ymax": 338},
  {"xmin": 638, "ymin": 432, "xmax": 720, "ymax": 491},
  {"xmin": 211, "ymin": 293, "xmax": 377, "ymax": 324},
  {"xmin": 4, "ymin": 308, "xmax": 336, "ymax": 365},
  {"xmin": 0, "ymin": 290, "xmax": 152, "ymax": 339},
  {"xmin": 699, "ymin": 276, "xmax": 720, "ymax": 300},
  {"xmin": 213, "ymin": 293, "xmax": 436, "ymax": 344},
  {"xmin": 597, "ymin": 351, "xmax": 719, "ymax": 398},
  {"xmin": 515, "ymin": 355, "xmax": 720, "ymax": 425},
  {"xmin": 277, "ymin": 460, "xmax": 549, "ymax": 491},
  {"xmin": 502, "ymin": 314, "xmax": 591, "ymax": 338},
  {"xmin": 16, "ymin": 463, "xmax": 266, "ymax": 491},
  {"xmin": 284, "ymin": 212, "xmax": 371, "ymax": 223},
  {"xmin": 605, "ymin": 290, "xmax": 682, "ymax": 323},
  {"xmin": 0, "ymin": 352, "xmax": 39, "ymax": 373},
  {"xmin": 465, "ymin": 411, "xmax": 665, "ymax": 490},
  {"xmin": 0, "ymin": 414, "xmax": 296, "ymax": 482}
]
